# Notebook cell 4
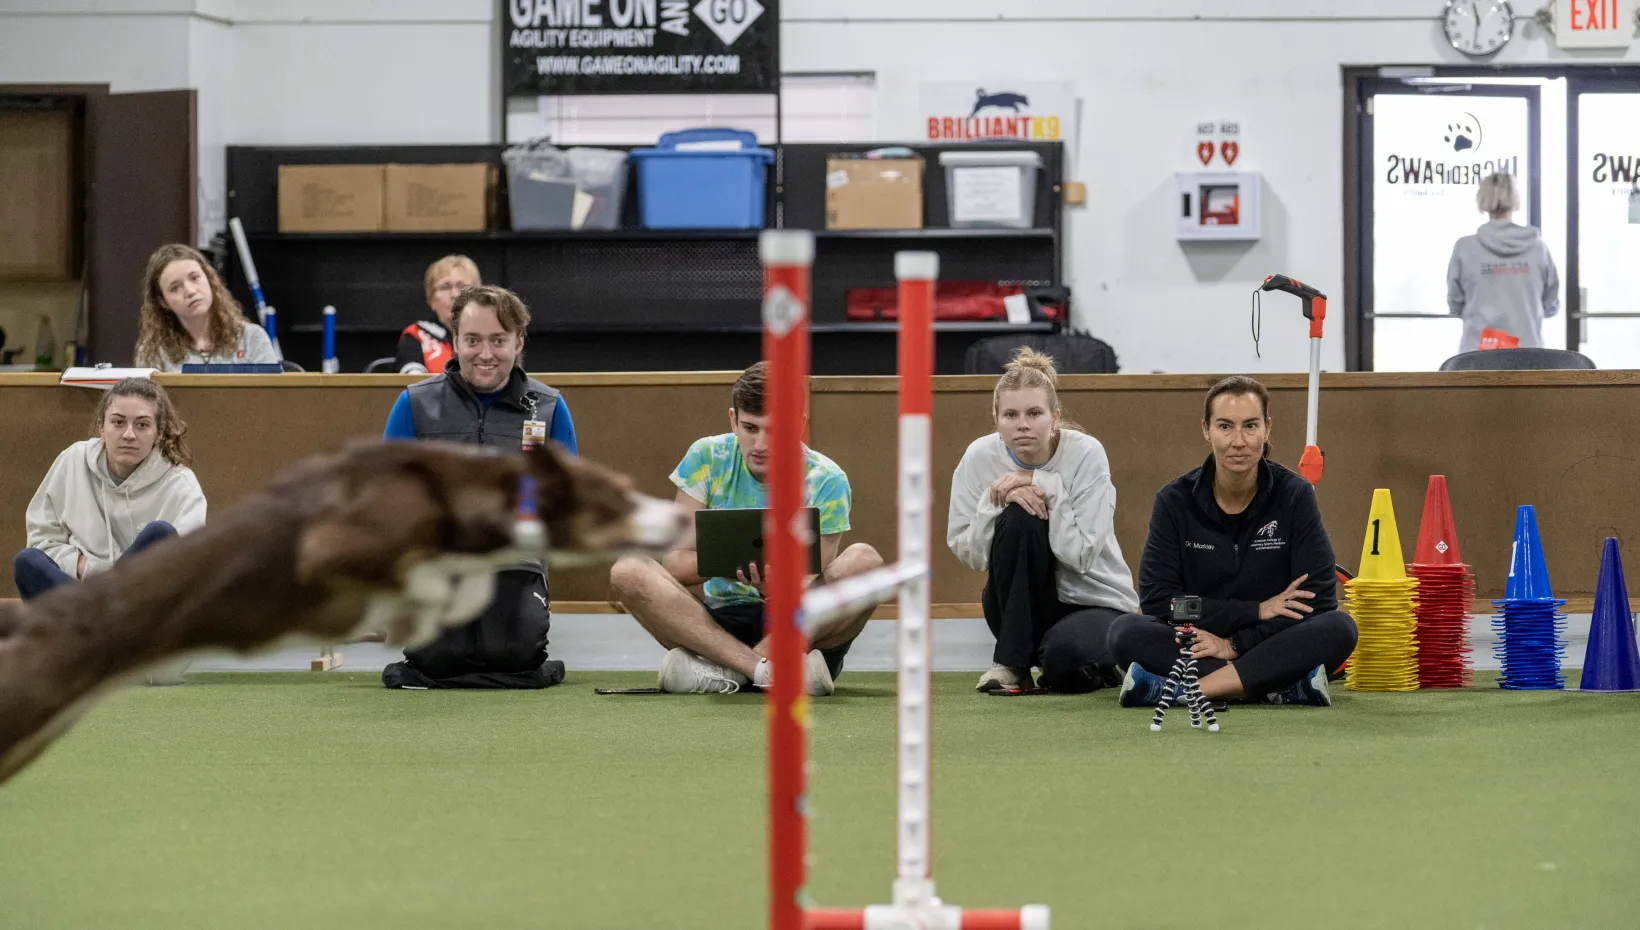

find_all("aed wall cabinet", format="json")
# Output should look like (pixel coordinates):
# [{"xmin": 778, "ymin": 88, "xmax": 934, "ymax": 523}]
[{"xmin": 1176, "ymin": 171, "xmax": 1262, "ymax": 241}]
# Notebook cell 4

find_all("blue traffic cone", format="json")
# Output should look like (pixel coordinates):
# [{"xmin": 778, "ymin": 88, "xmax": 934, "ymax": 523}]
[
  {"xmin": 1493, "ymin": 504, "xmax": 1567, "ymax": 690},
  {"xmin": 1505, "ymin": 505, "xmax": 1555, "ymax": 601},
  {"xmin": 1580, "ymin": 538, "xmax": 1640, "ymax": 692}
]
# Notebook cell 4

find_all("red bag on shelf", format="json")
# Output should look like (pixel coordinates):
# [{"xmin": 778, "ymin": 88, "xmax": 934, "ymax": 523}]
[{"xmin": 846, "ymin": 281, "xmax": 1062, "ymax": 322}]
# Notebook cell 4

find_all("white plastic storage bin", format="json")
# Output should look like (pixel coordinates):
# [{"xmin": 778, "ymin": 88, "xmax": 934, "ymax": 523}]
[
  {"xmin": 504, "ymin": 142, "xmax": 628, "ymax": 231},
  {"xmin": 938, "ymin": 150, "xmax": 1042, "ymax": 228}
]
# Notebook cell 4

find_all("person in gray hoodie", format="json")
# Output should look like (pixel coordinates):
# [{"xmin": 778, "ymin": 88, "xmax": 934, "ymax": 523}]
[
  {"xmin": 1446, "ymin": 172, "xmax": 1560, "ymax": 353},
  {"xmin": 14, "ymin": 378, "xmax": 206, "ymax": 601}
]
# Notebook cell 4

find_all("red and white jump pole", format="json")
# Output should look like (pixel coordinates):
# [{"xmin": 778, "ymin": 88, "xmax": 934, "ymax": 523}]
[
  {"xmin": 759, "ymin": 231, "xmax": 1049, "ymax": 930},
  {"xmin": 760, "ymin": 230, "xmax": 814, "ymax": 930}
]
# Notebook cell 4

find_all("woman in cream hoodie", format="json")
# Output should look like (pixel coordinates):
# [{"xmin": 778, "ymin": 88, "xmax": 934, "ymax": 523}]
[
  {"xmin": 14, "ymin": 378, "xmax": 205, "ymax": 601},
  {"xmin": 948, "ymin": 348, "xmax": 1139, "ymax": 694}
]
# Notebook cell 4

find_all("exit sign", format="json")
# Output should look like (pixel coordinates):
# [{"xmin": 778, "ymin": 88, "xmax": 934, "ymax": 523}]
[{"xmin": 1555, "ymin": 0, "xmax": 1637, "ymax": 48}]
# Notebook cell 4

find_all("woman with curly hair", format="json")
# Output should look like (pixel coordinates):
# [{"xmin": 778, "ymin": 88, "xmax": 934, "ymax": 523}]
[
  {"xmin": 13, "ymin": 378, "xmax": 206, "ymax": 600},
  {"xmin": 133, "ymin": 244, "xmax": 278, "ymax": 371}
]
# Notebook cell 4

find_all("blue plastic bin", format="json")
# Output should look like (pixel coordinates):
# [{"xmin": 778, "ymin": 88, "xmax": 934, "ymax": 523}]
[{"xmin": 629, "ymin": 128, "xmax": 775, "ymax": 229}]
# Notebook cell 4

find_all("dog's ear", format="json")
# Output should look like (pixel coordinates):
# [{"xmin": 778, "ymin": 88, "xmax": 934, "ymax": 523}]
[{"xmin": 295, "ymin": 471, "xmax": 443, "ymax": 586}]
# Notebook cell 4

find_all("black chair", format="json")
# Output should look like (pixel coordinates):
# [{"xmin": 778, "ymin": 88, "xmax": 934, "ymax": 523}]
[
  {"xmin": 364, "ymin": 357, "xmax": 399, "ymax": 374},
  {"xmin": 279, "ymin": 360, "xmax": 305, "ymax": 373},
  {"xmin": 1438, "ymin": 348, "xmax": 1595, "ymax": 371}
]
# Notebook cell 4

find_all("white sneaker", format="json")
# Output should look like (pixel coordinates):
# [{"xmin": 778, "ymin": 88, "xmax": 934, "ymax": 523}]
[
  {"xmin": 975, "ymin": 664, "xmax": 1032, "ymax": 692},
  {"xmin": 658, "ymin": 648, "xmax": 749, "ymax": 694},
  {"xmin": 804, "ymin": 650, "xmax": 836, "ymax": 696}
]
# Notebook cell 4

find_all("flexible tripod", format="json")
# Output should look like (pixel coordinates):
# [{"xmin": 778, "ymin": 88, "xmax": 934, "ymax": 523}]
[{"xmin": 1149, "ymin": 622, "xmax": 1220, "ymax": 733}]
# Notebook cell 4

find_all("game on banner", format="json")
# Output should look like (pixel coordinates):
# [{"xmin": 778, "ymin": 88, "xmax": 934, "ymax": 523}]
[{"xmin": 504, "ymin": 0, "xmax": 780, "ymax": 95}]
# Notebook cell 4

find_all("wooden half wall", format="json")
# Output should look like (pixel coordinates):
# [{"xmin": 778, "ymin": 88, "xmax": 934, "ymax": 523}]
[{"xmin": 1, "ymin": 370, "xmax": 1636, "ymax": 605}]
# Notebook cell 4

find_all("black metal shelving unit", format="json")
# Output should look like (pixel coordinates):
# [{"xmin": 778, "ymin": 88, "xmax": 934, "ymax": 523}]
[{"xmin": 224, "ymin": 140, "xmax": 1066, "ymax": 374}]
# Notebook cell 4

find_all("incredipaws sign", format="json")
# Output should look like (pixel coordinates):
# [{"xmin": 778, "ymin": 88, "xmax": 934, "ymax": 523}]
[{"xmin": 504, "ymin": 0, "xmax": 780, "ymax": 95}]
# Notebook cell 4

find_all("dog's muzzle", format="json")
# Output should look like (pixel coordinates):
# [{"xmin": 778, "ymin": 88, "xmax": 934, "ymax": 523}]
[{"xmin": 629, "ymin": 492, "xmax": 686, "ymax": 551}]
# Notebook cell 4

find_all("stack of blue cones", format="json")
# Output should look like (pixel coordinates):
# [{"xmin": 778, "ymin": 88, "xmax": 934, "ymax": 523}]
[
  {"xmin": 1491, "ymin": 505, "xmax": 1568, "ymax": 690},
  {"xmin": 1580, "ymin": 537, "xmax": 1640, "ymax": 692}
]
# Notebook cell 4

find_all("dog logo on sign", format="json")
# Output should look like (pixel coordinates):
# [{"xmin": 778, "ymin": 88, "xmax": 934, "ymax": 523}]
[{"xmin": 971, "ymin": 88, "xmax": 1031, "ymax": 117}]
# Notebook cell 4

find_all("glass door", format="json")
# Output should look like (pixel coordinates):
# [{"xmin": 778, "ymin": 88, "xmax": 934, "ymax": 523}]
[
  {"xmin": 1570, "ymin": 85, "xmax": 1640, "ymax": 369},
  {"xmin": 1360, "ymin": 81, "xmax": 1543, "ymax": 370}
]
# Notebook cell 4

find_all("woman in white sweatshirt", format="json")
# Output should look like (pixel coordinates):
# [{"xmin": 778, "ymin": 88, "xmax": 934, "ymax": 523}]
[
  {"xmin": 947, "ymin": 348, "xmax": 1139, "ymax": 693},
  {"xmin": 14, "ymin": 378, "xmax": 206, "ymax": 600}
]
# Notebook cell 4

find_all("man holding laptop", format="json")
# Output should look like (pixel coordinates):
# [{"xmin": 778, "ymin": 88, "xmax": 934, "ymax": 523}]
[{"xmin": 608, "ymin": 363, "xmax": 883, "ymax": 695}]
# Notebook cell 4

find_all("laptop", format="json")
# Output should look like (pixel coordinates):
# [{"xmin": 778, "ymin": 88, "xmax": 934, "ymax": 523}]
[{"xmin": 695, "ymin": 508, "xmax": 822, "ymax": 579}]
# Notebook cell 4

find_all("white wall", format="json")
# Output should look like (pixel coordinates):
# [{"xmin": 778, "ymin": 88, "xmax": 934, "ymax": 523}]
[
  {"xmin": 778, "ymin": 0, "xmax": 1639, "ymax": 373},
  {"xmin": 227, "ymin": 0, "xmax": 494, "ymax": 147},
  {"xmin": 2, "ymin": 0, "xmax": 1637, "ymax": 372}
]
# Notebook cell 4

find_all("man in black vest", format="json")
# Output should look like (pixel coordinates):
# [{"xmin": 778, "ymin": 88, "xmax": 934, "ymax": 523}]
[{"xmin": 380, "ymin": 284, "xmax": 579, "ymax": 688}]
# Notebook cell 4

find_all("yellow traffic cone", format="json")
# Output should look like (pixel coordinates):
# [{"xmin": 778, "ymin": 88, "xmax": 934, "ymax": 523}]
[
  {"xmin": 1357, "ymin": 488, "xmax": 1409, "ymax": 582},
  {"xmin": 1346, "ymin": 488, "xmax": 1421, "ymax": 691}
]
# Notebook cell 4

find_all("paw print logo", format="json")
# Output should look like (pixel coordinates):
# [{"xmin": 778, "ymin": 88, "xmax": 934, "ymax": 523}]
[{"xmin": 1443, "ymin": 114, "xmax": 1482, "ymax": 154}]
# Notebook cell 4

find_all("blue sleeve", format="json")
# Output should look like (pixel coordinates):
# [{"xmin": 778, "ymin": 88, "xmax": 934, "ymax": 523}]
[
  {"xmin": 550, "ymin": 399, "xmax": 578, "ymax": 456},
  {"xmin": 384, "ymin": 391, "xmax": 417, "ymax": 440}
]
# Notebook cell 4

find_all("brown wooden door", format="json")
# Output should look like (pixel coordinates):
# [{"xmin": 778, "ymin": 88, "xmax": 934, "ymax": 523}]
[{"xmin": 87, "ymin": 89, "xmax": 195, "ymax": 365}]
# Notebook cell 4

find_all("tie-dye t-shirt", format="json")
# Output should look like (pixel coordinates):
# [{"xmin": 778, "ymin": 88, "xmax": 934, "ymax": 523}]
[{"xmin": 670, "ymin": 433, "xmax": 852, "ymax": 607}]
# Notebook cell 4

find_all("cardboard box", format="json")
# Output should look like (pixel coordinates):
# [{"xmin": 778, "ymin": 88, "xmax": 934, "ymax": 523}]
[
  {"xmin": 825, "ymin": 157, "xmax": 923, "ymax": 230},
  {"xmin": 278, "ymin": 164, "xmax": 386, "ymax": 233},
  {"xmin": 384, "ymin": 163, "xmax": 492, "ymax": 232},
  {"xmin": 0, "ymin": 109, "xmax": 76, "ymax": 280}
]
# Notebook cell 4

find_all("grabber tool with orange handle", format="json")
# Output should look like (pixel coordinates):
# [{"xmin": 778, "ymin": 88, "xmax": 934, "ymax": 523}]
[{"xmin": 1259, "ymin": 274, "xmax": 1327, "ymax": 486}]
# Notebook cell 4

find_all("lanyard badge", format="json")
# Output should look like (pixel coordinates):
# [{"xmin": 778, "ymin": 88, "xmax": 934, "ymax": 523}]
[{"xmin": 521, "ymin": 394, "xmax": 546, "ymax": 451}]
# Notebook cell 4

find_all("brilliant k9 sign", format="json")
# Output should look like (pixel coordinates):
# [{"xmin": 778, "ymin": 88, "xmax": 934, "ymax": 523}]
[{"xmin": 1554, "ymin": 0, "xmax": 1637, "ymax": 49}]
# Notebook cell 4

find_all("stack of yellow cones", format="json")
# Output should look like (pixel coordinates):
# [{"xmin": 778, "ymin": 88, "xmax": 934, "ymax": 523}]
[{"xmin": 1344, "ymin": 489, "xmax": 1421, "ymax": 692}]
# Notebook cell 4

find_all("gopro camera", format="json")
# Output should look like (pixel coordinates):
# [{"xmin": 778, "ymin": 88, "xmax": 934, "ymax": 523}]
[{"xmin": 1169, "ymin": 595, "xmax": 1203, "ymax": 624}]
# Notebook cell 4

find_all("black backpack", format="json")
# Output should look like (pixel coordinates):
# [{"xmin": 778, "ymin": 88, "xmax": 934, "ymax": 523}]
[
  {"xmin": 964, "ymin": 332, "xmax": 1120, "ymax": 375},
  {"xmin": 382, "ymin": 569, "xmax": 564, "ymax": 689}
]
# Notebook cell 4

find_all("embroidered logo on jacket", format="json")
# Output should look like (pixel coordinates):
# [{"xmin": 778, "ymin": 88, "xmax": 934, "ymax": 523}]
[
  {"xmin": 1251, "ymin": 519, "xmax": 1286, "ymax": 552},
  {"xmin": 1186, "ymin": 541, "xmax": 1215, "ymax": 551}
]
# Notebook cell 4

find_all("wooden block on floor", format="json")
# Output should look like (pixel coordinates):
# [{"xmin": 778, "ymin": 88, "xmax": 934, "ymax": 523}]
[{"xmin": 311, "ymin": 649, "xmax": 343, "ymax": 672}]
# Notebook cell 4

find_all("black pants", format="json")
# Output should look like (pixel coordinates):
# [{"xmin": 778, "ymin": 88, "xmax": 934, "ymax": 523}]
[
  {"xmin": 1108, "ymin": 610, "xmax": 1358, "ymax": 696},
  {"xmin": 982, "ymin": 503, "xmax": 1123, "ymax": 693},
  {"xmin": 707, "ymin": 601, "xmax": 854, "ymax": 680},
  {"xmin": 12, "ymin": 521, "xmax": 177, "ymax": 600},
  {"xmin": 382, "ymin": 569, "xmax": 563, "ymax": 689}
]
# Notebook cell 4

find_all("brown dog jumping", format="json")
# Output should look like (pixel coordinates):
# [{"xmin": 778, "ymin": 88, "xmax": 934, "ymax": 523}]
[{"xmin": 0, "ymin": 439, "xmax": 681, "ymax": 784}]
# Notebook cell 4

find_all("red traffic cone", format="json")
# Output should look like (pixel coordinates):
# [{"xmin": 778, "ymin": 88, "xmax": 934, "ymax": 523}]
[{"xmin": 1413, "ymin": 475, "xmax": 1463, "ymax": 567}]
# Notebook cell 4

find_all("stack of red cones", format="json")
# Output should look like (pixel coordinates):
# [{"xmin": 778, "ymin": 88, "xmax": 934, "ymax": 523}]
[{"xmin": 1407, "ymin": 476, "xmax": 1474, "ymax": 688}]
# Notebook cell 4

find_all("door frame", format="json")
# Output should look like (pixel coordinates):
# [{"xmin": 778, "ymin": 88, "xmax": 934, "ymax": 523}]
[
  {"xmin": 1345, "ymin": 70, "xmax": 1542, "ymax": 371},
  {"xmin": 1566, "ymin": 72, "xmax": 1640, "ymax": 354},
  {"xmin": 1343, "ymin": 64, "xmax": 1640, "ymax": 371}
]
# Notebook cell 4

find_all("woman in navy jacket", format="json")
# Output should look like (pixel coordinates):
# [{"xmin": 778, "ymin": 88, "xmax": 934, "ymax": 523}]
[{"xmin": 1110, "ymin": 376, "xmax": 1357, "ymax": 707}]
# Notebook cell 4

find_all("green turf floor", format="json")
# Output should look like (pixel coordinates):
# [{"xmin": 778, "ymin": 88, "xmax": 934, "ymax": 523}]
[{"xmin": 0, "ymin": 671, "xmax": 1636, "ymax": 929}]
